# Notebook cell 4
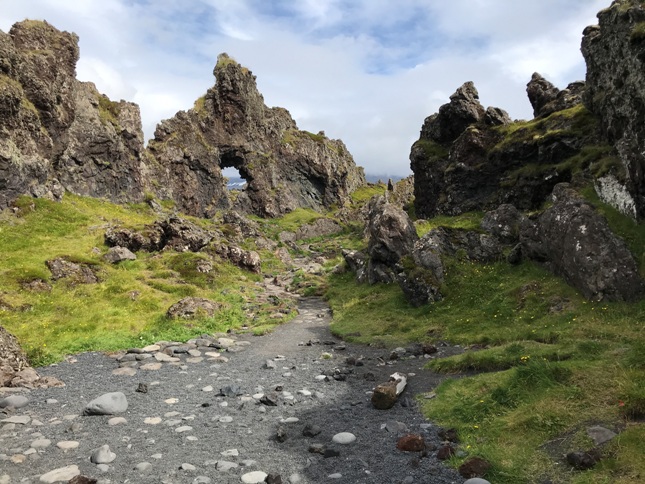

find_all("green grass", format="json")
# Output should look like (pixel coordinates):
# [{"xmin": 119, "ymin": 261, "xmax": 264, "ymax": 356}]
[
  {"xmin": 0, "ymin": 195, "xmax": 287, "ymax": 365},
  {"xmin": 324, "ymin": 205, "xmax": 645, "ymax": 483}
]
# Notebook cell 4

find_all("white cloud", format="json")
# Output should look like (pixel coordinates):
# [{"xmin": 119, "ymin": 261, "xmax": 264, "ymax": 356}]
[{"xmin": 0, "ymin": 0, "xmax": 608, "ymax": 176}]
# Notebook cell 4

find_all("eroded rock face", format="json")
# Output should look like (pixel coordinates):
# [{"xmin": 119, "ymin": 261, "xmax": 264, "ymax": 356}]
[
  {"xmin": 582, "ymin": 0, "xmax": 645, "ymax": 219},
  {"xmin": 410, "ymin": 79, "xmax": 596, "ymax": 219},
  {"xmin": 0, "ymin": 20, "xmax": 146, "ymax": 209},
  {"xmin": 0, "ymin": 23, "xmax": 365, "ymax": 219},
  {"xmin": 148, "ymin": 53, "xmax": 366, "ymax": 218},
  {"xmin": 520, "ymin": 184, "xmax": 645, "ymax": 301}
]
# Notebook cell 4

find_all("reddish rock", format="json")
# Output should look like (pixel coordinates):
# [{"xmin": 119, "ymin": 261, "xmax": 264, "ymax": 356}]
[
  {"xmin": 436, "ymin": 445, "xmax": 455, "ymax": 460},
  {"xmin": 396, "ymin": 434, "xmax": 426, "ymax": 452},
  {"xmin": 459, "ymin": 456, "xmax": 491, "ymax": 478}
]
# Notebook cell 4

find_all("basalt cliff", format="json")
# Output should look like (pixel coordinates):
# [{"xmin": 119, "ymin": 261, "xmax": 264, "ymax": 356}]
[{"xmin": 0, "ymin": 21, "xmax": 365, "ymax": 218}]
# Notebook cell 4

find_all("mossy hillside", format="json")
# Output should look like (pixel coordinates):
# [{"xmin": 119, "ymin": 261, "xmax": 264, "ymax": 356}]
[
  {"xmin": 324, "ymin": 201, "xmax": 645, "ymax": 483},
  {"xmin": 0, "ymin": 194, "xmax": 291, "ymax": 365}
]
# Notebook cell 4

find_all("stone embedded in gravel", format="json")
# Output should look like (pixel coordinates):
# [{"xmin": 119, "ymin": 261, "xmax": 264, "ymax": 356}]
[
  {"xmin": 302, "ymin": 424, "xmax": 322, "ymax": 437},
  {"xmin": 384, "ymin": 421, "xmax": 408, "ymax": 434},
  {"xmin": 155, "ymin": 353, "xmax": 180, "ymax": 362},
  {"xmin": 308, "ymin": 444, "xmax": 325, "ymax": 454},
  {"xmin": 217, "ymin": 461, "xmax": 238, "ymax": 471},
  {"xmin": 265, "ymin": 474, "xmax": 283, "ymax": 484},
  {"xmin": 328, "ymin": 474, "xmax": 342, "ymax": 479},
  {"xmin": 57, "ymin": 441, "xmax": 80, "ymax": 450},
  {"xmin": 181, "ymin": 463, "xmax": 196, "ymax": 471},
  {"xmin": 263, "ymin": 360, "xmax": 276, "ymax": 369},
  {"xmin": 219, "ymin": 385, "xmax": 243, "ymax": 397},
  {"xmin": 83, "ymin": 392, "xmax": 128, "ymax": 415},
  {"xmin": 0, "ymin": 395, "xmax": 29, "ymax": 409},
  {"xmin": 135, "ymin": 462, "xmax": 153, "ymax": 472},
  {"xmin": 221, "ymin": 449, "xmax": 239, "ymax": 457},
  {"xmin": 297, "ymin": 389, "xmax": 312, "ymax": 397},
  {"xmin": 144, "ymin": 417, "xmax": 162, "ymax": 425},
  {"xmin": 463, "ymin": 479, "xmax": 491, "ymax": 484},
  {"xmin": 332, "ymin": 432, "xmax": 356, "ymax": 445},
  {"xmin": 288, "ymin": 474, "xmax": 302, "ymax": 484},
  {"xmin": 260, "ymin": 394, "xmax": 278, "ymax": 406},
  {"xmin": 91, "ymin": 445, "xmax": 117, "ymax": 464},
  {"xmin": 202, "ymin": 385, "xmax": 214, "ymax": 392},
  {"xmin": 140, "ymin": 363, "xmax": 162, "ymax": 371},
  {"xmin": 96, "ymin": 465, "xmax": 110, "ymax": 473},
  {"xmin": 11, "ymin": 455, "xmax": 26, "ymax": 463},
  {"xmin": 219, "ymin": 416, "xmax": 233, "ymax": 423},
  {"xmin": 112, "ymin": 367, "xmax": 137, "ymax": 376},
  {"xmin": 39, "ymin": 465, "xmax": 80, "ymax": 483},
  {"xmin": 165, "ymin": 398, "xmax": 179, "ymax": 404},
  {"xmin": 193, "ymin": 477, "xmax": 212, "ymax": 483},
  {"xmin": 280, "ymin": 417, "xmax": 299, "ymax": 424},
  {"xmin": 175, "ymin": 425, "xmax": 193, "ymax": 433},
  {"xmin": 31, "ymin": 439, "xmax": 52, "ymax": 449},
  {"xmin": 108, "ymin": 417, "xmax": 127, "ymax": 426},
  {"xmin": 324, "ymin": 448, "xmax": 340, "ymax": 458},
  {"xmin": 241, "ymin": 471, "xmax": 268, "ymax": 483},
  {"xmin": 1, "ymin": 415, "xmax": 30, "ymax": 425}
]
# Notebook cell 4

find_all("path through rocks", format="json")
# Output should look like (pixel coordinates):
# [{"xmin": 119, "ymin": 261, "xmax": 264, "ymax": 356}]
[{"xmin": 0, "ymin": 287, "xmax": 467, "ymax": 483}]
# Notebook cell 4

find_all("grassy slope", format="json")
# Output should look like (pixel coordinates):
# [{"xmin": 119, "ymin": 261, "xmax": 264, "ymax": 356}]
[
  {"xmin": 0, "ymin": 195, "xmax": 294, "ymax": 365},
  {"xmin": 324, "ymin": 199, "xmax": 645, "ymax": 483}
]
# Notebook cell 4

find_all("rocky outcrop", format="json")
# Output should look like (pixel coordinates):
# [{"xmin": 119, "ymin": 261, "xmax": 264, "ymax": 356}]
[
  {"xmin": 480, "ymin": 204, "xmax": 527, "ymax": 244},
  {"xmin": 582, "ymin": 0, "xmax": 645, "ymax": 219},
  {"xmin": 410, "ymin": 78, "xmax": 598, "ymax": 219},
  {"xmin": 365, "ymin": 196, "xmax": 418, "ymax": 284},
  {"xmin": 0, "ymin": 20, "xmax": 146, "ymax": 209},
  {"xmin": 520, "ymin": 184, "xmax": 644, "ymax": 301},
  {"xmin": 166, "ymin": 297, "xmax": 220, "ymax": 319},
  {"xmin": 0, "ymin": 22, "xmax": 365, "ymax": 218},
  {"xmin": 418, "ymin": 227, "xmax": 503, "ymax": 263},
  {"xmin": 148, "ymin": 53, "xmax": 365, "ymax": 218},
  {"xmin": 46, "ymin": 257, "xmax": 99, "ymax": 284},
  {"xmin": 0, "ymin": 325, "xmax": 30, "ymax": 386},
  {"xmin": 526, "ymin": 73, "xmax": 585, "ymax": 119},
  {"xmin": 105, "ymin": 217, "xmax": 215, "ymax": 253}
]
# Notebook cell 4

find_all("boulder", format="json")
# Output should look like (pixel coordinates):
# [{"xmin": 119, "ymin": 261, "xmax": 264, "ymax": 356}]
[
  {"xmin": 45, "ymin": 257, "xmax": 98, "ymax": 284},
  {"xmin": 213, "ymin": 244, "xmax": 261, "ymax": 273},
  {"xmin": 221, "ymin": 210, "xmax": 259, "ymax": 239},
  {"xmin": 166, "ymin": 297, "xmax": 221, "ymax": 319},
  {"xmin": 520, "ymin": 184, "xmax": 645, "ymax": 301},
  {"xmin": 83, "ymin": 392, "xmax": 128, "ymax": 415},
  {"xmin": 365, "ymin": 195, "xmax": 418, "ymax": 281},
  {"xmin": 480, "ymin": 204, "xmax": 526, "ymax": 244},
  {"xmin": 104, "ymin": 246, "xmax": 136, "ymax": 264},
  {"xmin": 342, "ymin": 249, "xmax": 368, "ymax": 283}
]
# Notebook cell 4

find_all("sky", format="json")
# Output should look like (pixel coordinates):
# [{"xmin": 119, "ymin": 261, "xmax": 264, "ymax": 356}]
[{"xmin": 0, "ymin": 0, "xmax": 608, "ymax": 177}]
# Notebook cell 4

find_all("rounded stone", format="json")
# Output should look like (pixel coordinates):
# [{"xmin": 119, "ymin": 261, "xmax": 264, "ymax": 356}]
[
  {"xmin": 91, "ymin": 445, "xmax": 116, "ymax": 464},
  {"xmin": 83, "ymin": 392, "xmax": 128, "ymax": 416},
  {"xmin": 0, "ymin": 395, "xmax": 29, "ymax": 409},
  {"xmin": 332, "ymin": 432, "xmax": 356, "ymax": 445},
  {"xmin": 241, "ymin": 471, "xmax": 268, "ymax": 483},
  {"xmin": 56, "ymin": 441, "xmax": 80, "ymax": 450},
  {"xmin": 39, "ymin": 465, "xmax": 80, "ymax": 483},
  {"xmin": 464, "ymin": 479, "xmax": 491, "ymax": 484}
]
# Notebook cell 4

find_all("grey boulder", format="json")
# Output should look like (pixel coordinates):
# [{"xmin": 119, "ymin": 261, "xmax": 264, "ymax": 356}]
[{"xmin": 83, "ymin": 392, "xmax": 128, "ymax": 415}]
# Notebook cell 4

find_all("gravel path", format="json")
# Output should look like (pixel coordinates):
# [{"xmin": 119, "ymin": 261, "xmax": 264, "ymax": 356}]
[{"xmin": 0, "ymin": 294, "xmax": 467, "ymax": 484}]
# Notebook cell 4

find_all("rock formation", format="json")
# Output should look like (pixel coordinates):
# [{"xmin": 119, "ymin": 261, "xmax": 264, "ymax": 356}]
[
  {"xmin": 148, "ymin": 53, "xmax": 365, "ymax": 218},
  {"xmin": 409, "ymin": 79, "xmax": 600, "ymax": 219},
  {"xmin": 582, "ymin": 0, "xmax": 645, "ymax": 219},
  {"xmin": 0, "ymin": 20, "xmax": 146, "ymax": 209},
  {"xmin": 0, "ymin": 22, "xmax": 365, "ymax": 218}
]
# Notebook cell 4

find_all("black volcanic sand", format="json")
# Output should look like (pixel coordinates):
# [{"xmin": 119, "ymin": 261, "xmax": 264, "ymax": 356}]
[{"xmin": 0, "ymin": 297, "xmax": 468, "ymax": 484}]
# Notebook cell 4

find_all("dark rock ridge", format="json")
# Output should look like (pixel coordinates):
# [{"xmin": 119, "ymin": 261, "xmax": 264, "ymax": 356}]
[
  {"xmin": 410, "ymin": 79, "xmax": 601, "ymax": 219},
  {"xmin": 582, "ymin": 0, "xmax": 645, "ymax": 219},
  {"xmin": 0, "ymin": 22, "xmax": 365, "ymax": 218}
]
